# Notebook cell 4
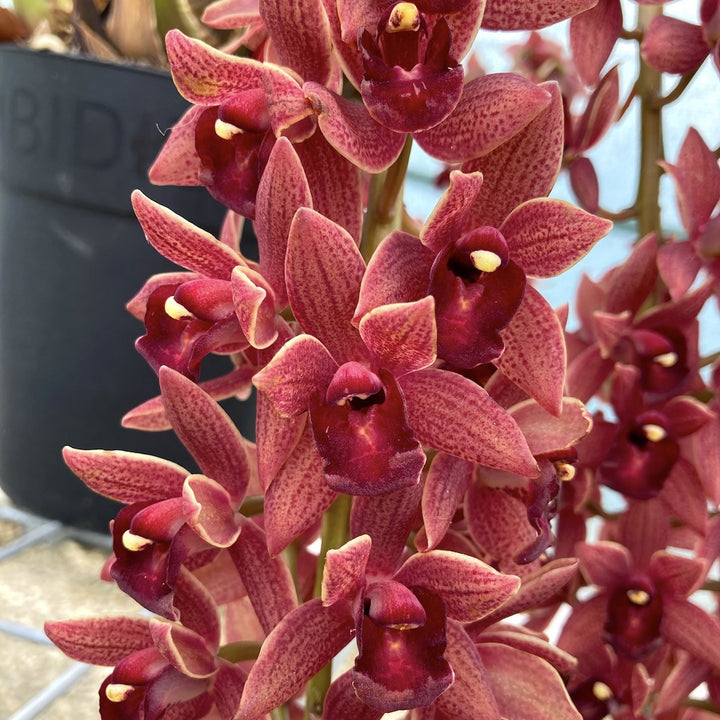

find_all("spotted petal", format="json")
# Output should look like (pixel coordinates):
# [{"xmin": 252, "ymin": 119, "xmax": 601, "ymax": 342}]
[
  {"xmin": 132, "ymin": 191, "xmax": 244, "ymax": 279},
  {"xmin": 400, "ymin": 368, "xmax": 538, "ymax": 477},
  {"xmin": 481, "ymin": 0, "xmax": 598, "ymax": 30},
  {"xmin": 495, "ymin": 285, "xmax": 567, "ymax": 416},
  {"xmin": 358, "ymin": 297, "xmax": 437, "ymax": 377},
  {"xmin": 237, "ymin": 599, "xmax": 354, "ymax": 720},
  {"xmin": 393, "ymin": 550, "xmax": 521, "ymax": 622},
  {"xmin": 500, "ymin": 198, "xmax": 613, "ymax": 278},
  {"xmin": 254, "ymin": 137, "xmax": 312, "ymax": 305},
  {"xmin": 286, "ymin": 208, "xmax": 369, "ymax": 364},
  {"xmin": 260, "ymin": 0, "xmax": 334, "ymax": 84},
  {"xmin": 305, "ymin": 81, "xmax": 407, "ymax": 172},
  {"xmin": 159, "ymin": 366, "xmax": 251, "ymax": 504},
  {"xmin": 62, "ymin": 447, "xmax": 189, "ymax": 504},
  {"xmin": 45, "ymin": 617, "xmax": 153, "ymax": 667},
  {"xmin": 477, "ymin": 642, "xmax": 581, "ymax": 719},
  {"xmin": 166, "ymin": 29, "xmax": 264, "ymax": 103},
  {"xmin": 414, "ymin": 73, "xmax": 551, "ymax": 163}
]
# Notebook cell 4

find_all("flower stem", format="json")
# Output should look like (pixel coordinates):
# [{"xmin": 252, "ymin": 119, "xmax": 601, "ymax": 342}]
[
  {"xmin": 635, "ymin": 4, "xmax": 664, "ymax": 240},
  {"xmin": 217, "ymin": 640, "xmax": 262, "ymax": 662},
  {"xmin": 304, "ymin": 493, "xmax": 353, "ymax": 718},
  {"xmin": 360, "ymin": 135, "xmax": 413, "ymax": 262}
]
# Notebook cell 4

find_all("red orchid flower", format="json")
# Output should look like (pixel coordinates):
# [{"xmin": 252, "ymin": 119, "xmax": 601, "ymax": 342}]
[
  {"xmin": 63, "ymin": 367, "xmax": 252, "ymax": 617},
  {"xmin": 253, "ymin": 207, "xmax": 538, "ymax": 496},
  {"xmin": 150, "ymin": 30, "xmax": 392, "ymax": 229},
  {"xmin": 358, "ymin": 166, "xmax": 611, "ymax": 414},
  {"xmin": 234, "ymin": 484, "xmax": 522, "ymax": 719},
  {"xmin": 46, "ymin": 569, "xmax": 246, "ymax": 720}
]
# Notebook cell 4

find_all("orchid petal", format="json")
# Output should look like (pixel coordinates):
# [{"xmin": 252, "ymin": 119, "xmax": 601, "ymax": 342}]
[
  {"xmin": 237, "ymin": 599, "xmax": 354, "ymax": 720},
  {"xmin": 501, "ymin": 198, "xmax": 613, "ymax": 277},
  {"xmin": 414, "ymin": 73, "xmax": 551, "ymax": 163},
  {"xmin": 160, "ymin": 367, "xmax": 251, "ymax": 503},
  {"xmin": 566, "ymin": 343, "xmax": 614, "ymax": 402},
  {"xmin": 149, "ymin": 105, "xmax": 205, "ymax": 186},
  {"xmin": 351, "ymin": 483, "xmax": 424, "ymax": 576},
  {"xmin": 150, "ymin": 620, "xmax": 217, "ymax": 678},
  {"xmin": 572, "ymin": 66, "xmax": 620, "ymax": 153},
  {"xmin": 509, "ymin": 397, "xmax": 592, "ymax": 456},
  {"xmin": 231, "ymin": 266, "xmax": 279, "ymax": 349},
  {"xmin": 445, "ymin": 0, "xmax": 488, "ymax": 59},
  {"xmin": 419, "ymin": 453, "xmax": 474, "ymax": 552},
  {"xmin": 464, "ymin": 481, "xmax": 537, "ymax": 571},
  {"xmin": 295, "ymin": 131, "xmax": 363, "ymax": 243},
  {"xmin": 421, "ymin": 171, "xmax": 484, "ymax": 254},
  {"xmin": 359, "ymin": 297, "xmax": 437, "ymax": 377},
  {"xmin": 305, "ymin": 82, "xmax": 407, "ymax": 172},
  {"xmin": 260, "ymin": 0, "xmax": 334, "ymax": 84},
  {"xmin": 261, "ymin": 63, "xmax": 316, "ymax": 140},
  {"xmin": 122, "ymin": 366, "xmax": 255, "ymax": 431},
  {"xmin": 166, "ymin": 29, "xmax": 264, "ymax": 103},
  {"xmin": 286, "ymin": 208, "xmax": 369, "ymax": 363},
  {"xmin": 253, "ymin": 334, "xmax": 337, "ymax": 417},
  {"xmin": 476, "ymin": 558, "xmax": 579, "ymax": 627},
  {"xmin": 660, "ymin": 127, "xmax": 720, "ymax": 236},
  {"xmin": 481, "ymin": 626, "xmax": 577, "ymax": 677},
  {"xmin": 401, "ymin": 368, "xmax": 538, "ymax": 477},
  {"xmin": 62, "ymin": 447, "xmax": 188, "ymax": 504},
  {"xmin": 393, "ymin": 550, "xmax": 520, "ymax": 622},
  {"xmin": 254, "ymin": 137, "xmax": 312, "ymax": 305},
  {"xmin": 650, "ymin": 550, "xmax": 705, "ymax": 597},
  {"xmin": 45, "ymin": 617, "xmax": 152, "ymax": 666},
  {"xmin": 173, "ymin": 567, "xmax": 222, "ymax": 649},
  {"xmin": 201, "ymin": 0, "xmax": 259, "ymax": 27},
  {"xmin": 557, "ymin": 593, "xmax": 610, "ymax": 660},
  {"xmin": 481, "ymin": 0, "xmax": 598, "ymax": 30},
  {"xmin": 255, "ymin": 392, "xmax": 306, "ymax": 490},
  {"xmin": 576, "ymin": 540, "xmax": 634, "ymax": 587},
  {"xmin": 496, "ymin": 285, "xmax": 567, "ymax": 416},
  {"xmin": 132, "ymin": 191, "xmax": 244, "ymax": 279},
  {"xmin": 478, "ymin": 642, "xmax": 582, "ymax": 719},
  {"xmin": 462, "ymin": 81, "xmax": 564, "ymax": 228},
  {"xmin": 691, "ymin": 415, "xmax": 720, "ymax": 505},
  {"xmin": 355, "ymin": 231, "xmax": 435, "ymax": 319},
  {"xmin": 323, "ymin": 670, "xmax": 384, "ymax": 720},
  {"xmin": 604, "ymin": 233, "xmax": 659, "ymax": 315},
  {"xmin": 661, "ymin": 459, "xmax": 707, "ymax": 536},
  {"xmin": 228, "ymin": 518, "xmax": 298, "ymax": 635},
  {"xmin": 661, "ymin": 596, "xmax": 720, "ymax": 671},
  {"xmin": 322, "ymin": 535, "xmax": 372, "ymax": 606},
  {"xmin": 182, "ymin": 474, "xmax": 242, "ymax": 547},
  {"xmin": 570, "ymin": 0, "xmax": 623, "ymax": 86},
  {"xmin": 264, "ymin": 425, "xmax": 337, "ymax": 556},
  {"xmin": 658, "ymin": 240, "xmax": 702, "ymax": 299},
  {"xmin": 435, "ymin": 620, "xmax": 501, "ymax": 720}
]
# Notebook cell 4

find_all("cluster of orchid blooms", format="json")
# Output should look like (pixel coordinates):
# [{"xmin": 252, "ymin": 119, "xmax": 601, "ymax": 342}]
[{"xmin": 44, "ymin": 0, "xmax": 720, "ymax": 718}]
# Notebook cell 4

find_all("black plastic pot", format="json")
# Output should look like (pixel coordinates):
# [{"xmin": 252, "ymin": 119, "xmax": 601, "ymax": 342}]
[{"xmin": 0, "ymin": 46, "xmax": 254, "ymax": 532}]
